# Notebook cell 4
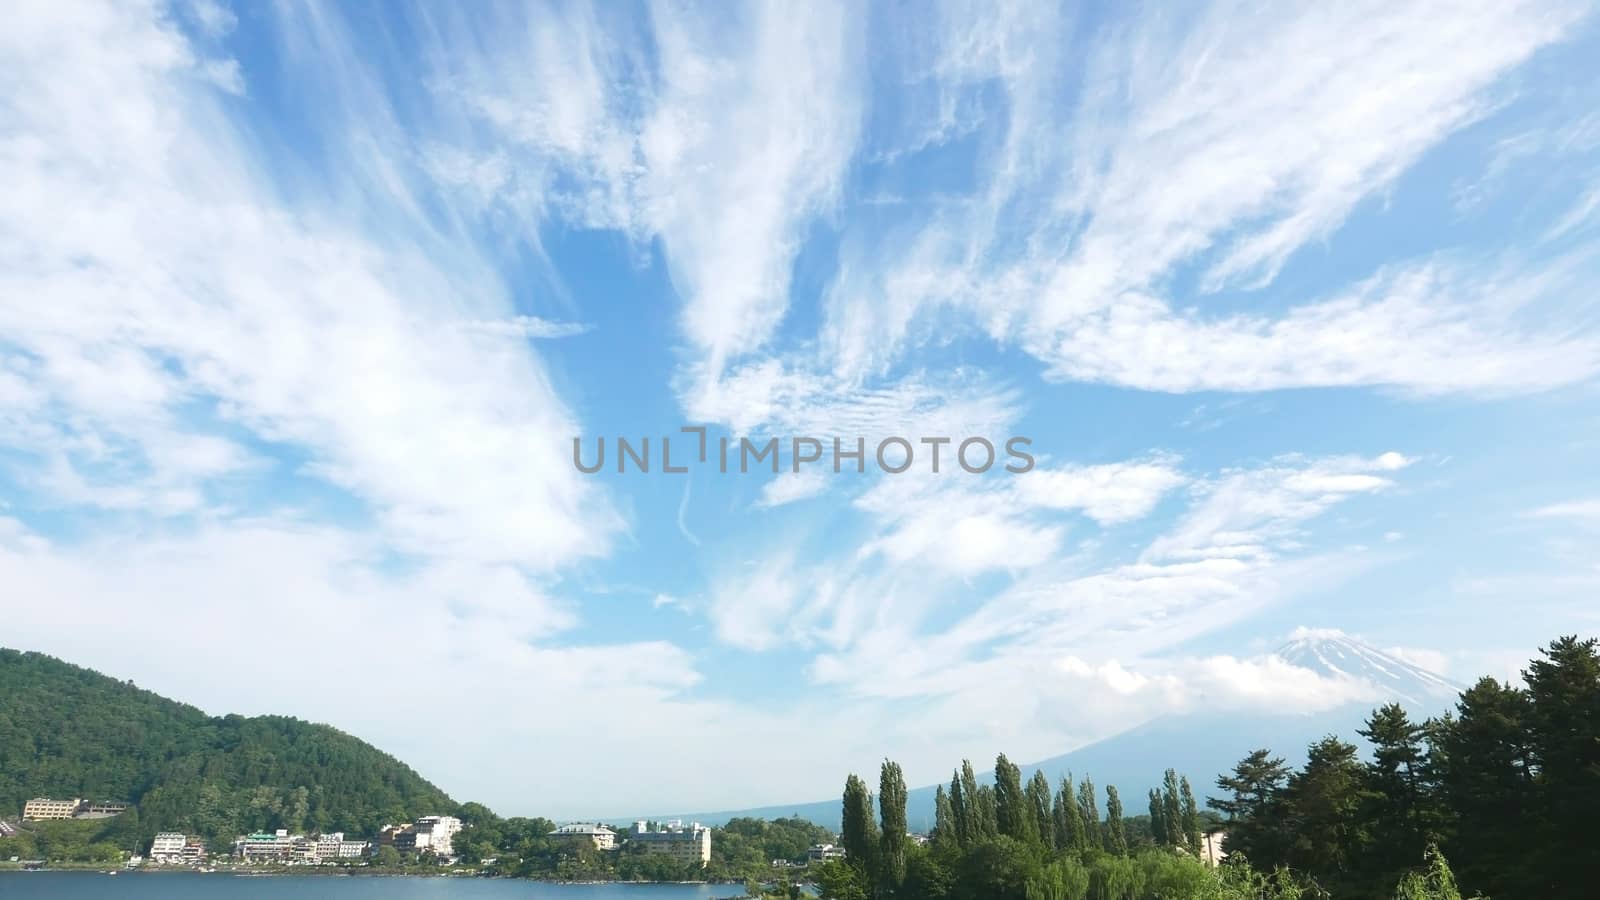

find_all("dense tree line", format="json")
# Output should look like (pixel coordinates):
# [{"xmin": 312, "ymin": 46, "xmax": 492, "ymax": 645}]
[
  {"xmin": 1213, "ymin": 635, "xmax": 1600, "ymax": 899},
  {"xmin": 0, "ymin": 648, "xmax": 456, "ymax": 851}
]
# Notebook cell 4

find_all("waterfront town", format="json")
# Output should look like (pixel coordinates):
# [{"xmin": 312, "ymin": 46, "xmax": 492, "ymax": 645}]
[{"xmin": 11, "ymin": 795, "xmax": 731, "ymax": 871}]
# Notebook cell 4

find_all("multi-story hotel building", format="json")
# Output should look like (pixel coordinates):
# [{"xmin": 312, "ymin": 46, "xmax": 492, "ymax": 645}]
[
  {"xmin": 629, "ymin": 821, "xmax": 711, "ymax": 866},
  {"xmin": 549, "ymin": 822, "xmax": 618, "ymax": 850},
  {"xmin": 150, "ymin": 833, "xmax": 188, "ymax": 863},
  {"xmin": 22, "ymin": 798, "xmax": 81, "ymax": 820}
]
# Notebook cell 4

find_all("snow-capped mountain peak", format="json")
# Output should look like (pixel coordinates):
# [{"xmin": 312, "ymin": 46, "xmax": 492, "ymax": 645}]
[{"xmin": 1275, "ymin": 628, "xmax": 1462, "ymax": 707}]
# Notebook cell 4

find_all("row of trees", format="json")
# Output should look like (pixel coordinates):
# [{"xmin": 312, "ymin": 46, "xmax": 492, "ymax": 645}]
[
  {"xmin": 1212, "ymin": 635, "xmax": 1600, "ymax": 899},
  {"xmin": 821, "ymin": 755, "xmax": 1271, "ymax": 900}
]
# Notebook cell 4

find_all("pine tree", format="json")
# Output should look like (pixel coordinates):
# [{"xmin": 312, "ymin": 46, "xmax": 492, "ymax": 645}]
[
  {"xmin": 1147, "ymin": 789, "xmax": 1166, "ymax": 847},
  {"xmin": 1209, "ymin": 748, "xmax": 1292, "ymax": 869},
  {"xmin": 1052, "ymin": 775, "xmax": 1084, "ymax": 852},
  {"xmin": 1284, "ymin": 736, "xmax": 1373, "ymax": 889},
  {"xmin": 1102, "ymin": 785, "xmax": 1128, "ymax": 856},
  {"xmin": 1076, "ymin": 776, "xmax": 1100, "ymax": 848},
  {"xmin": 1434, "ymin": 677, "xmax": 1534, "ymax": 898},
  {"xmin": 878, "ymin": 760, "xmax": 908, "ymax": 894},
  {"xmin": 1179, "ymin": 775, "xmax": 1201, "ymax": 855},
  {"xmin": 842, "ymin": 774, "xmax": 879, "ymax": 879},
  {"xmin": 1359, "ymin": 703, "xmax": 1429, "ymax": 883},
  {"xmin": 1025, "ymin": 770, "xmax": 1053, "ymax": 850},
  {"xmin": 1522, "ymin": 636, "xmax": 1600, "ymax": 899}
]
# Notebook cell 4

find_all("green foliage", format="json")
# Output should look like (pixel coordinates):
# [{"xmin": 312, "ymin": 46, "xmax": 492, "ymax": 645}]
[
  {"xmin": 0, "ymin": 648, "xmax": 455, "ymax": 854},
  {"xmin": 1102, "ymin": 786, "xmax": 1127, "ymax": 856},
  {"xmin": 879, "ymin": 760, "xmax": 909, "ymax": 893},
  {"xmin": 1214, "ymin": 635, "xmax": 1600, "ymax": 899},
  {"xmin": 842, "ymin": 773, "xmax": 879, "ymax": 880}
]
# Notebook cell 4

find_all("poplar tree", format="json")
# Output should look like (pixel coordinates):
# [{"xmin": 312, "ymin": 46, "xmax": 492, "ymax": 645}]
[
  {"xmin": 1076, "ymin": 776, "xmax": 1100, "ymax": 848},
  {"xmin": 1179, "ymin": 775, "xmax": 1201, "ymax": 855},
  {"xmin": 842, "ymin": 774, "xmax": 878, "ymax": 879},
  {"xmin": 1053, "ymin": 774, "xmax": 1085, "ymax": 852},
  {"xmin": 1161, "ymin": 769, "xmax": 1184, "ymax": 848},
  {"xmin": 932, "ymin": 784, "xmax": 956, "ymax": 851},
  {"xmin": 972, "ymin": 784, "xmax": 998, "ymax": 840},
  {"xmin": 993, "ymin": 754, "xmax": 1034, "ymax": 843},
  {"xmin": 1103, "ymin": 785, "xmax": 1128, "ymax": 856},
  {"xmin": 948, "ymin": 769, "xmax": 969, "ymax": 848},
  {"xmin": 878, "ymin": 760, "xmax": 907, "ymax": 894},
  {"xmin": 960, "ymin": 760, "xmax": 991, "ymax": 839},
  {"xmin": 1147, "ymin": 789, "xmax": 1166, "ymax": 846},
  {"xmin": 1025, "ymin": 770, "xmax": 1054, "ymax": 849}
]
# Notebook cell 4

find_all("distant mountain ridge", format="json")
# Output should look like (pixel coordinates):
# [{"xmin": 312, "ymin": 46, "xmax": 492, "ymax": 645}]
[
  {"xmin": 0, "ymin": 648, "xmax": 457, "ymax": 847},
  {"xmin": 666, "ymin": 631, "xmax": 1466, "ymax": 829}
]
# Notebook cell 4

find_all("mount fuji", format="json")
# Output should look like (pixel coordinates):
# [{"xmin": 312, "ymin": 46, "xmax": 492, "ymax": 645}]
[{"xmin": 660, "ymin": 631, "xmax": 1466, "ymax": 829}]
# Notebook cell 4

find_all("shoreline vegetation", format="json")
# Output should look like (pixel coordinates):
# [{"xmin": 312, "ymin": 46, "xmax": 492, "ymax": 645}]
[{"xmin": 5, "ymin": 635, "xmax": 1598, "ymax": 898}]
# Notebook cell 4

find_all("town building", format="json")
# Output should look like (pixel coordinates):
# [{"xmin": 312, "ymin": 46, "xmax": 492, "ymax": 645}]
[
  {"xmin": 150, "ymin": 833, "xmax": 187, "ymax": 863},
  {"xmin": 314, "ymin": 832, "xmax": 369, "ymax": 861},
  {"xmin": 414, "ymin": 815, "xmax": 462, "ymax": 856},
  {"xmin": 549, "ymin": 822, "xmax": 618, "ymax": 850},
  {"xmin": 629, "ymin": 821, "xmax": 711, "ymax": 866},
  {"xmin": 150, "ymin": 833, "xmax": 209, "ymax": 865},
  {"xmin": 807, "ymin": 843, "xmax": 846, "ymax": 862},
  {"xmin": 22, "ymin": 798, "xmax": 81, "ymax": 820},
  {"xmin": 0, "ymin": 819, "xmax": 18, "ymax": 837},
  {"xmin": 234, "ymin": 830, "xmax": 298, "ymax": 862},
  {"xmin": 20, "ymin": 798, "xmax": 129, "ymax": 821},
  {"xmin": 75, "ymin": 802, "xmax": 130, "ymax": 819},
  {"xmin": 381, "ymin": 815, "xmax": 462, "ymax": 857}
]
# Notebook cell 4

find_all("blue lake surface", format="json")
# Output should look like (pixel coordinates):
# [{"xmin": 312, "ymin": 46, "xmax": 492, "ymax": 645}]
[{"xmin": 0, "ymin": 873, "xmax": 751, "ymax": 899}]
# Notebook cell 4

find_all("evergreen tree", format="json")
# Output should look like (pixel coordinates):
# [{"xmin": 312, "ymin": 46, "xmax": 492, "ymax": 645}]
[
  {"xmin": 1433, "ymin": 677, "xmax": 1533, "ymax": 897},
  {"xmin": 1358, "ymin": 703, "xmax": 1430, "ymax": 885},
  {"xmin": 842, "ymin": 774, "xmax": 878, "ymax": 880},
  {"xmin": 879, "ymin": 760, "xmax": 908, "ymax": 895},
  {"xmin": 1102, "ymin": 785, "xmax": 1128, "ymax": 856},
  {"xmin": 1521, "ymin": 635, "xmax": 1600, "ymax": 899},
  {"xmin": 1283, "ymin": 736, "xmax": 1372, "ymax": 891},
  {"xmin": 1075, "ymin": 777, "xmax": 1099, "ymax": 848},
  {"xmin": 1051, "ymin": 775, "xmax": 1084, "ymax": 852},
  {"xmin": 1209, "ymin": 748, "xmax": 1292, "ymax": 868},
  {"xmin": 1178, "ymin": 775, "xmax": 1200, "ymax": 856},
  {"xmin": 1025, "ymin": 770, "xmax": 1053, "ymax": 850},
  {"xmin": 1146, "ymin": 789, "xmax": 1166, "ymax": 847}
]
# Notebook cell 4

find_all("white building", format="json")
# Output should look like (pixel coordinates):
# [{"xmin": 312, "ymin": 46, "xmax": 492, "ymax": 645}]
[
  {"xmin": 807, "ymin": 843, "xmax": 846, "ymax": 862},
  {"xmin": 549, "ymin": 823, "xmax": 618, "ymax": 850},
  {"xmin": 234, "ymin": 830, "xmax": 297, "ymax": 862},
  {"xmin": 413, "ymin": 815, "xmax": 462, "ymax": 856},
  {"xmin": 150, "ymin": 833, "xmax": 187, "ymax": 863},
  {"xmin": 629, "ymin": 821, "xmax": 711, "ymax": 866}
]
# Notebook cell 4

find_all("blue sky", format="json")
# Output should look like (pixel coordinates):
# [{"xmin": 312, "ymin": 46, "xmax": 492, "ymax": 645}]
[{"xmin": 3, "ymin": 0, "xmax": 1600, "ymax": 818}]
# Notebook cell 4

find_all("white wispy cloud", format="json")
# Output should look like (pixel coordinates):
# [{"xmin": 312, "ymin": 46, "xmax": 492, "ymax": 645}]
[
  {"xmin": 819, "ymin": 0, "xmax": 1599, "ymax": 396},
  {"xmin": 460, "ymin": 316, "xmax": 592, "ymax": 340},
  {"xmin": 0, "ymin": 0, "xmax": 621, "ymax": 571}
]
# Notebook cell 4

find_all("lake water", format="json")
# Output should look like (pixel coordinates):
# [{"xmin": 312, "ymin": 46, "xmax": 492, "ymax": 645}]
[{"xmin": 0, "ymin": 873, "xmax": 751, "ymax": 899}]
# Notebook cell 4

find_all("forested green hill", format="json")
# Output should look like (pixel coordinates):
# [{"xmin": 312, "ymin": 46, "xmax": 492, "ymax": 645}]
[{"xmin": 0, "ymin": 648, "xmax": 456, "ymax": 848}]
